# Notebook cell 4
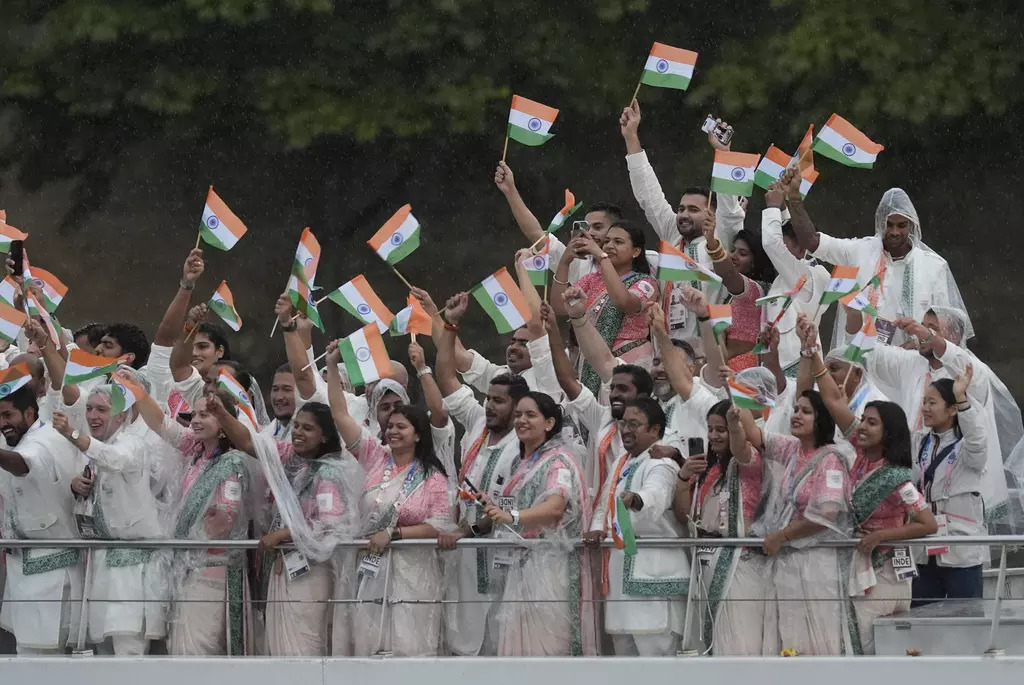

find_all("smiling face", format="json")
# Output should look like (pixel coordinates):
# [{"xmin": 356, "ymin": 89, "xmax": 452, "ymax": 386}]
[
  {"xmin": 789, "ymin": 395, "xmax": 817, "ymax": 439},
  {"xmin": 855, "ymin": 405, "xmax": 885, "ymax": 456},
  {"xmin": 676, "ymin": 193, "xmax": 710, "ymax": 242},
  {"xmin": 270, "ymin": 371, "xmax": 296, "ymax": 422},
  {"xmin": 513, "ymin": 397, "xmax": 554, "ymax": 446},
  {"xmin": 192, "ymin": 332, "xmax": 225, "ymax": 375},
  {"xmin": 0, "ymin": 400, "xmax": 32, "ymax": 446},
  {"xmin": 189, "ymin": 397, "xmax": 222, "ymax": 442},
  {"xmin": 291, "ymin": 408, "xmax": 325, "ymax": 459},
  {"xmin": 650, "ymin": 356, "xmax": 672, "ymax": 401},
  {"xmin": 86, "ymin": 392, "xmax": 125, "ymax": 441},
  {"xmin": 602, "ymin": 226, "xmax": 640, "ymax": 270},
  {"xmin": 707, "ymin": 414, "xmax": 729, "ymax": 456},
  {"xmin": 621, "ymin": 406, "xmax": 659, "ymax": 455},
  {"xmin": 384, "ymin": 411, "xmax": 418, "ymax": 453},
  {"xmin": 882, "ymin": 213, "xmax": 913, "ymax": 255},
  {"xmin": 375, "ymin": 391, "xmax": 404, "ymax": 432},
  {"xmin": 920, "ymin": 385, "xmax": 956, "ymax": 431},
  {"xmin": 609, "ymin": 372, "xmax": 641, "ymax": 420},
  {"xmin": 730, "ymin": 237, "xmax": 754, "ymax": 276},
  {"xmin": 506, "ymin": 328, "xmax": 532, "ymax": 374}
]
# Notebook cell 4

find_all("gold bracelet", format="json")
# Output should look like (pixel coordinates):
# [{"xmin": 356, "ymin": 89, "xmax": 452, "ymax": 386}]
[
  {"xmin": 812, "ymin": 367, "xmax": 829, "ymax": 379},
  {"xmin": 553, "ymin": 276, "xmax": 569, "ymax": 285},
  {"xmin": 707, "ymin": 245, "xmax": 727, "ymax": 261}
]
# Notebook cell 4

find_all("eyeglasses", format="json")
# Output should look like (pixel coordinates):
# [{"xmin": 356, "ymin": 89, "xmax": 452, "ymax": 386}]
[{"xmin": 623, "ymin": 420, "xmax": 649, "ymax": 431}]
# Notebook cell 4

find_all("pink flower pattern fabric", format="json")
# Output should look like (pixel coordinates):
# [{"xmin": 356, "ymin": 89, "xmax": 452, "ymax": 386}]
[
  {"xmin": 577, "ymin": 271, "xmax": 659, "ymax": 350},
  {"xmin": 354, "ymin": 434, "xmax": 451, "ymax": 526},
  {"xmin": 849, "ymin": 445, "xmax": 927, "ymax": 532},
  {"xmin": 727, "ymin": 276, "xmax": 764, "ymax": 372},
  {"xmin": 764, "ymin": 433, "xmax": 847, "ymax": 520}
]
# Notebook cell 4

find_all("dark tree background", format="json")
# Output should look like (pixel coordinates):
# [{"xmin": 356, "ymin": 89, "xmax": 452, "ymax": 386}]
[{"xmin": 0, "ymin": 0, "xmax": 1021, "ymax": 395}]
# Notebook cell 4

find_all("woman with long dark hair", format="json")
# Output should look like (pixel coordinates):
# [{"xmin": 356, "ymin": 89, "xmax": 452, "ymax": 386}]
[
  {"xmin": 483, "ymin": 391, "xmax": 596, "ymax": 656},
  {"xmin": 551, "ymin": 220, "xmax": 659, "ymax": 394},
  {"xmin": 323, "ymin": 340, "xmax": 452, "ymax": 656},
  {"xmin": 674, "ymin": 400, "xmax": 771, "ymax": 654},
  {"xmin": 795, "ymin": 316, "xmax": 938, "ymax": 654}
]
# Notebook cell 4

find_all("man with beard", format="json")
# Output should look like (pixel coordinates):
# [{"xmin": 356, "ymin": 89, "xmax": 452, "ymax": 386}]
[
  {"xmin": 0, "ymin": 386, "xmax": 82, "ymax": 654},
  {"xmin": 433, "ymin": 291, "xmax": 530, "ymax": 655},
  {"xmin": 585, "ymin": 397, "xmax": 688, "ymax": 655},
  {"xmin": 620, "ymin": 99, "xmax": 743, "ymax": 352},
  {"xmin": 789, "ymin": 181, "xmax": 970, "ymax": 348},
  {"xmin": 263, "ymin": 363, "xmax": 297, "ymax": 441}
]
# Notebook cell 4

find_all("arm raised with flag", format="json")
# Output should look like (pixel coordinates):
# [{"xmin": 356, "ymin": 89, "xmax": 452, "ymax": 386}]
[
  {"xmin": 495, "ymin": 162, "xmax": 545, "ymax": 246},
  {"xmin": 275, "ymin": 293, "xmax": 319, "ymax": 402},
  {"xmin": 795, "ymin": 314, "xmax": 856, "ymax": 435},
  {"xmin": 324, "ymin": 339, "xmax": 362, "ymax": 449},
  {"xmin": 563, "ymin": 286, "xmax": 615, "ymax": 383}
]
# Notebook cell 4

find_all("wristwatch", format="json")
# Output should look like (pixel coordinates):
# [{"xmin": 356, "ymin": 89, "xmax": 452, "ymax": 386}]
[
  {"xmin": 510, "ymin": 509, "xmax": 521, "ymax": 526},
  {"xmin": 70, "ymin": 429, "xmax": 81, "ymax": 442},
  {"xmin": 598, "ymin": 252, "xmax": 609, "ymax": 263},
  {"xmin": 417, "ymin": 366, "xmax": 433, "ymax": 378},
  {"xmin": 280, "ymin": 320, "xmax": 297, "ymax": 333}
]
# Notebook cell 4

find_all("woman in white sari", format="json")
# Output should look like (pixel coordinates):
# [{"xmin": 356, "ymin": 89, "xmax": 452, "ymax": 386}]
[
  {"xmin": 742, "ymin": 371, "xmax": 855, "ymax": 655},
  {"xmin": 675, "ymin": 399, "xmax": 772, "ymax": 655},
  {"xmin": 324, "ymin": 340, "xmax": 453, "ymax": 657},
  {"xmin": 482, "ymin": 391, "xmax": 598, "ymax": 656}
]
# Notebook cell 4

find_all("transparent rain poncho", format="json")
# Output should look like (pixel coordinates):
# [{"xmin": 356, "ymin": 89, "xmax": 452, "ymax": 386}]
[{"xmin": 367, "ymin": 380, "xmax": 410, "ymax": 438}]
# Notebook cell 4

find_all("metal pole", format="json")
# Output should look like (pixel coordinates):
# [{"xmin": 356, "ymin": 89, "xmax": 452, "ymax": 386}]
[{"xmin": 985, "ymin": 543, "xmax": 1008, "ymax": 656}]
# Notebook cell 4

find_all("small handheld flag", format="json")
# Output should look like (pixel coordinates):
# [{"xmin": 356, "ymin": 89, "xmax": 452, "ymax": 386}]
[
  {"xmin": 507, "ymin": 95, "xmax": 559, "ymax": 149},
  {"xmin": 292, "ymin": 227, "xmax": 321, "ymax": 286},
  {"xmin": 0, "ymin": 276, "xmax": 18, "ymax": 307},
  {"xmin": 812, "ymin": 114, "xmax": 884, "ymax": 169},
  {"xmin": 845, "ymin": 318, "xmax": 878, "ymax": 365},
  {"xmin": 199, "ymin": 187, "xmax": 248, "ymax": 251},
  {"xmin": 520, "ymin": 246, "xmax": 551, "ymax": 287},
  {"xmin": 368, "ymin": 204, "xmax": 421, "ymax": 266},
  {"xmin": 728, "ymin": 379, "xmax": 776, "ymax": 411},
  {"xmin": 0, "ymin": 363, "xmax": 32, "ymax": 400},
  {"xmin": 389, "ymin": 294, "xmax": 432, "ymax": 337},
  {"xmin": 208, "ymin": 281, "xmax": 242, "ymax": 332},
  {"xmin": 612, "ymin": 498, "xmax": 637, "ymax": 556},
  {"xmin": 471, "ymin": 267, "xmax": 532, "ymax": 334},
  {"xmin": 841, "ymin": 273, "xmax": 881, "ymax": 317},
  {"xmin": 638, "ymin": 42, "xmax": 698, "ymax": 93},
  {"xmin": 546, "ymin": 189, "xmax": 583, "ymax": 235},
  {"xmin": 655, "ymin": 240, "xmax": 722, "ymax": 284},
  {"xmin": 218, "ymin": 369, "xmax": 259, "ymax": 426},
  {"xmin": 287, "ymin": 274, "xmax": 324, "ymax": 332},
  {"xmin": 109, "ymin": 376, "xmax": 145, "ymax": 415},
  {"xmin": 326, "ymin": 274, "xmax": 395, "ymax": 334},
  {"xmin": 0, "ymin": 222, "xmax": 27, "ymax": 253},
  {"xmin": 711, "ymin": 151, "xmax": 761, "ymax": 197},
  {"xmin": 26, "ymin": 291, "xmax": 61, "ymax": 349},
  {"xmin": 28, "ymin": 267, "xmax": 68, "ymax": 313},
  {"xmin": 339, "ymin": 324, "xmax": 392, "ymax": 387},
  {"xmin": 0, "ymin": 302, "xmax": 27, "ymax": 345},
  {"xmin": 707, "ymin": 304, "xmax": 732, "ymax": 344},
  {"xmin": 820, "ymin": 266, "xmax": 860, "ymax": 306},
  {"xmin": 65, "ymin": 349, "xmax": 128, "ymax": 387}
]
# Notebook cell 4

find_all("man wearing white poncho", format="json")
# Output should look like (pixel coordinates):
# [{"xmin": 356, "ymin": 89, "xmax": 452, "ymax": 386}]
[
  {"xmin": 791, "ymin": 186, "xmax": 971, "ymax": 348},
  {"xmin": 53, "ymin": 384, "xmax": 168, "ymax": 655}
]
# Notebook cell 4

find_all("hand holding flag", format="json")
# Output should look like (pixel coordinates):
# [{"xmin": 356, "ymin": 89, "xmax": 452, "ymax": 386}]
[
  {"xmin": 198, "ymin": 187, "xmax": 248, "ymax": 251},
  {"xmin": 634, "ymin": 42, "xmax": 698, "ymax": 100},
  {"xmin": 506, "ymin": 95, "xmax": 559, "ymax": 157}
]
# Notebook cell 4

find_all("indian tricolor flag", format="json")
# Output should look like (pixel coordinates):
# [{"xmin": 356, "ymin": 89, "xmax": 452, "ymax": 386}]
[
  {"xmin": 639, "ymin": 42, "xmax": 698, "ymax": 91},
  {"xmin": 218, "ymin": 369, "xmax": 258, "ymax": 426},
  {"xmin": 845, "ymin": 318, "xmax": 878, "ymax": 365},
  {"xmin": 0, "ymin": 363, "xmax": 31, "ymax": 400},
  {"xmin": 199, "ymin": 187, "xmax": 248, "ymax": 251},
  {"xmin": 820, "ymin": 265, "xmax": 860, "ymax": 306},
  {"xmin": 812, "ymin": 114, "xmax": 884, "ymax": 169},
  {"xmin": 339, "ymin": 324, "xmax": 392, "ymax": 387},
  {"xmin": 710, "ymin": 151, "xmax": 761, "ymax": 197},
  {"xmin": 753, "ymin": 145, "xmax": 792, "ymax": 191},
  {"xmin": 520, "ymin": 245, "xmax": 550, "ymax": 287},
  {"xmin": 208, "ymin": 281, "xmax": 242, "ymax": 332},
  {"xmin": 0, "ymin": 222, "xmax": 27, "ymax": 253},
  {"xmin": 729, "ymin": 379, "xmax": 776, "ymax": 411},
  {"xmin": 368, "ymin": 204, "xmax": 420, "ymax": 265},
  {"xmin": 0, "ymin": 276, "xmax": 19, "ymax": 307},
  {"xmin": 287, "ymin": 274, "xmax": 324, "ymax": 331},
  {"xmin": 0, "ymin": 302, "xmax": 26, "ymax": 344},
  {"xmin": 326, "ymin": 274, "xmax": 394, "ymax": 334},
  {"xmin": 507, "ymin": 95, "xmax": 558, "ymax": 147},
  {"xmin": 471, "ymin": 267, "xmax": 532, "ymax": 334},
  {"xmin": 707, "ymin": 304, "xmax": 732, "ymax": 343},
  {"xmin": 841, "ymin": 273, "xmax": 881, "ymax": 317},
  {"xmin": 292, "ymin": 227, "xmax": 321, "ymax": 285},
  {"xmin": 109, "ymin": 376, "xmax": 145, "ymax": 415},
  {"xmin": 26, "ymin": 291, "xmax": 61, "ymax": 349},
  {"xmin": 545, "ymin": 188, "xmax": 583, "ymax": 234},
  {"xmin": 656, "ymin": 240, "xmax": 721, "ymax": 284},
  {"xmin": 65, "ymin": 349, "xmax": 127, "ymax": 386},
  {"xmin": 29, "ymin": 267, "xmax": 67, "ymax": 313},
  {"xmin": 611, "ymin": 498, "xmax": 637, "ymax": 555},
  {"xmin": 389, "ymin": 295, "xmax": 432, "ymax": 337}
]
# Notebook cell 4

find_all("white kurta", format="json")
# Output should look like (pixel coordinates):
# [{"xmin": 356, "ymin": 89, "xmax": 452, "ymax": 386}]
[
  {"xmin": 662, "ymin": 384, "xmax": 721, "ymax": 457},
  {"xmin": 761, "ymin": 207, "xmax": 831, "ymax": 374},
  {"xmin": 567, "ymin": 386, "xmax": 624, "ymax": 502},
  {"xmin": 0, "ymin": 421, "xmax": 83, "ymax": 650},
  {"xmin": 590, "ymin": 450, "xmax": 687, "ymax": 642},
  {"xmin": 442, "ymin": 385, "xmax": 521, "ymax": 656},
  {"xmin": 461, "ymin": 334, "xmax": 564, "ymax": 403}
]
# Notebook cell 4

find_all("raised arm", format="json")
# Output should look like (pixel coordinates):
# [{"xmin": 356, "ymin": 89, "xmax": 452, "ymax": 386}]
[
  {"xmin": 704, "ymin": 211, "xmax": 745, "ymax": 296},
  {"xmin": 727, "ymin": 404, "xmax": 755, "ymax": 464},
  {"xmin": 576, "ymin": 232, "xmax": 643, "ymax": 313},
  {"xmin": 620, "ymin": 99, "xmax": 678, "ymax": 243},
  {"xmin": 542, "ymin": 301, "xmax": 582, "ymax": 401},
  {"xmin": 155, "ymin": 249, "xmax": 204, "ymax": 347},
  {"xmin": 650, "ymin": 303, "xmax": 695, "ymax": 400},
  {"xmin": 27, "ymin": 320, "xmax": 79, "ymax": 405},
  {"xmin": 679, "ymin": 285, "xmax": 726, "ymax": 389},
  {"xmin": 563, "ymin": 285, "xmax": 615, "ymax": 382},
  {"xmin": 763, "ymin": 175, "xmax": 813, "ymax": 290},
  {"xmin": 952, "ymin": 364, "xmax": 987, "ymax": 470},
  {"xmin": 798, "ymin": 314, "xmax": 856, "ymax": 434},
  {"xmin": 514, "ymin": 248, "xmax": 543, "ymax": 315},
  {"xmin": 550, "ymin": 241, "xmax": 575, "ymax": 314},
  {"xmin": 206, "ymin": 392, "xmax": 255, "ymax": 456},
  {"xmin": 171, "ymin": 304, "xmax": 207, "ymax": 383},
  {"xmin": 494, "ymin": 162, "xmax": 545, "ymax": 244},
  {"xmin": 758, "ymin": 327, "xmax": 787, "ymax": 395},
  {"xmin": 783, "ymin": 154, "xmax": 822, "ymax": 255},
  {"xmin": 896, "ymin": 316, "xmax": 947, "ymax": 361},
  {"xmin": 324, "ymin": 340, "xmax": 362, "ymax": 447},
  {"xmin": 275, "ymin": 293, "xmax": 318, "ymax": 400},
  {"xmin": 411, "ymin": 286, "xmax": 475, "ymax": 374},
  {"xmin": 409, "ymin": 340, "xmax": 448, "ymax": 429}
]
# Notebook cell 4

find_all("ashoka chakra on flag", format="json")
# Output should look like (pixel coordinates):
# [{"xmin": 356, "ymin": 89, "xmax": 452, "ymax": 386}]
[
  {"xmin": 730, "ymin": 167, "xmax": 746, "ymax": 181},
  {"xmin": 493, "ymin": 292, "xmax": 509, "ymax": 306},
  {"xmin": 356, "ymin": 347, "xmax": 371, "ymax": 362},
  {"xmin": 206, "ymin": 216, "xmax": 220, "ymax": 228},
  {"xmin": 842, "ymin": 143, "xmax": 857, "ymax": 156},
  {"xmin": 357, "ymin": 303, "xmax": 372, "ymax": 316},
  {"xmin": 528, "ymin": 118, "xmax": 542, "ymax": 131},
  {"xmin": 390, "ymin": 233, "xmax": 404, "ymax": 246},
  {"xmin": 531, "ymin": 256, "xmax": 546, "ymax": 269},
  {"xmin": 656, "ymin": 59, "xmax": 669, "ymax": 73},
  {"xmin": 0, "ymin": 384, "xmax": 9, "ymax": 396}
]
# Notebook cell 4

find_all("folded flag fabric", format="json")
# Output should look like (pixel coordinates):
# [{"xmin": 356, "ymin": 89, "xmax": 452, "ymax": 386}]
[
  {"xmin": 812, "ymin": 114, "xmax": 884, "ymax": 169},
  {"xmin": 707, "ymin": 304, "xmax": 732, "ymax": 343},
  {"xmin": 208, "ymin": 281, "xmax": 242, "ymax": 332},
  {"xmin": 546, "ymin": 188, "xmax": 583, "ymax": 234},
  {"xmin": 389, "ymin": 294, "xmax": 432, "ymax": 337},
  {"xmin": 520, "ymin": 246, "xmax": 551, "ymax": 286},
  {"xmin": 755, "ymin": 274, "xmax": 808, "ymax": 307},
  {"xmin": 218, "ymin": 369, "xmax": 259, "ymax": 426},
  {"xmin": 65, "ymin": 349, "xmax": 127, "ymax": 386},
  {"xmin": 109, "ymin": 376, "xmax": 145, "ymax": 415},
  {"xmin": 639, "ymin": 42, "xmax": 698, "ymax": 91},
  {"xmin": 753, "ymin": 145, "xmax": 793, "ymax": 191},
  {"xmin": 368, "ymin": 204, "xmax": 421, "ymax": 265},
  {"xmin": 471, "ymin": 267, "xmax": 532, "ymax": 334},
  {"xmin": 287, "ymin": 274, "xmax": 324, "ymax": 331},
  {"xmin": 820, "ymin": 265, "xmax": 860, "ymax": 305},
  {"xmin": 339, "ymin": 323, "xmax": 392, "ymax": 387},
  {"xmin": 292, "ymin": 227, "xmax": 321, "ymax": 286},
  {"xmin": 28, "ymin": 267, "xmax": 68, "ymax": 313},
  {"xmin": 0, "ymin": 302, "xmax": 27, "ymax": 344},
  {"xmin": 26, "ymin": 291, "xmax": 61, "ymax": 349},
  {"xmin": 0, "ymin": 276, "xmax": 19, "ymax": 307},
  {"xmin": 655, "ymin": 240, "xmax": 722, "ymax": 284},
  {"xmin": 507, "ymin": 95, "xmax": 559, "ymax": 147},
  {"xmin": 327, "ymin": 274, "xmax": 394, "ymax": 334},
  {"xmin": 199, "ymin": 187, "xmax": 248, "ymax": 251},
  {"xmin": 710, "ymin": 151, "xmax": 761, "ymax": 197},
  {"xmin": 795, "ymin": 124, "xmax": 820, "ymax": 196},
  {"xmin": 841, "ymin": 273, "xmax": 881, "ymax": 317},
  {"xmin": 845, "ymin": 318, "xmax": 878, "ymax": 365},
  {"xmin": 0, "ymin": 363, "xmax": 32, "ymax": 400},
  {"xmin": 0, "ymin": 222, "xmax": 27, "ymax": 253},
  {"xmin": 729, "ymin": 378, "xmax": 776, "ymax": 411},
  {"xmin": 612, "ymin": 498, "xmax": 637, "ymax": 556}
]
